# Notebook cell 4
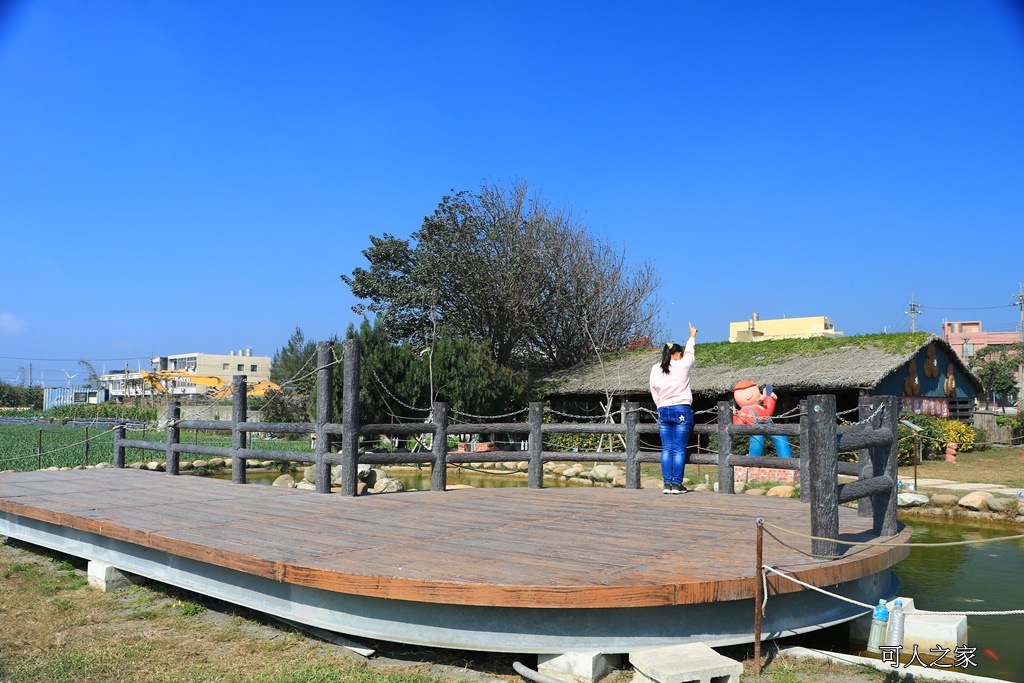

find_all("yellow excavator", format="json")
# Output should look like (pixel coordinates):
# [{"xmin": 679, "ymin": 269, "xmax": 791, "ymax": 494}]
[{"xmin": 141, "ymin": 371, "xmax": 280, "ymax": 399}]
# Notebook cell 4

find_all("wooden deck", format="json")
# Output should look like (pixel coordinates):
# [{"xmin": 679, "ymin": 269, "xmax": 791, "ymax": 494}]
[{"xmin": 0, "ymin": 468, "xmax": 909, "ymax": 610}]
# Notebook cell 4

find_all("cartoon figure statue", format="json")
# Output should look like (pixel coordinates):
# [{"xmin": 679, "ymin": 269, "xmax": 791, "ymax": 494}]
[
  {"xmin": 944, "ymin": 363, "xmax": 957, "ymax": 397},
  {"xmin": 732, "ymin": 380, "xmax": 793, "ymax": 458},
  {"xmin": 904, "ymin": 359, "xmax": 920, "ymax": 396}
]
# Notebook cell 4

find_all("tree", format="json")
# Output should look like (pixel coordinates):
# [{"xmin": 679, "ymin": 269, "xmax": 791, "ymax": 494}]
[
  {"xmin": 77, "ymin": 360, "xmax": 100, "ymax": 390},
  {"xmin": 342, "ymin": 179, "xmax": 662, "ymax": 373},
  {"xmin": 969, "ymin": 343, "xmax": 1024, "ymax": 407},
  {"xmin": 341, "ymin": 318, "xmax": 527, "ymax": 427},
  {"xmin": 271, "ymin": 326, "xmax": 318, "ymax": 396}
]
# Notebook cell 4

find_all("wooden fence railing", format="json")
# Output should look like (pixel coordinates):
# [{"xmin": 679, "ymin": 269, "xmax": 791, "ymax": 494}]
[{"xmin": 114, "ymin": 340, "xmax": 900, "ymax": 556}]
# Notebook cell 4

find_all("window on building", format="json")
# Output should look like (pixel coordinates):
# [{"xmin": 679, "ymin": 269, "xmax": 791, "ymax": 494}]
[
  {"xmin": 222, "ymin": 363, "xmax": 229, "ymax": 371},
  {"xmin": 963, "ymin": 343, "xmax": 974, "ymax": 357},
  {"xmin": 237, "ymin": 364, "xmax": 244, "ymax": 372},
  {"xmin": 250, "ymin": 365, "xmax": 257, "ymax": 372}
]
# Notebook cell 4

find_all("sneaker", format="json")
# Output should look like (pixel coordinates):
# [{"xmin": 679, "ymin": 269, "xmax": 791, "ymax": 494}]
[
  {"xmin": 663, "ymin": 484, "xmax": 672, "ymax": 494},
  {"xmin": 677, "ymin": 484, "xmax": 689, "ymax": 494},
  {"xmin": 669, "ymin": 483, "xmax": 683, "ymax": 494}
]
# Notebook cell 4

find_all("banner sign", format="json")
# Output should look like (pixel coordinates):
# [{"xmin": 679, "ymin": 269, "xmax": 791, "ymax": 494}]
[{"xmin": 902, "ymin": 397, "xmax": 949, "ymax": 418}]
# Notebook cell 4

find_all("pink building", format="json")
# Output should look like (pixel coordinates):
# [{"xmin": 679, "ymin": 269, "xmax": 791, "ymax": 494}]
[{"xmin": 942, "ymin": 321, "xmax": 1021, "ymax": 362}]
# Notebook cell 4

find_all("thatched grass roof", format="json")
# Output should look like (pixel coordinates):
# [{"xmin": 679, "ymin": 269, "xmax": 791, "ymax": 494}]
[{"xmin": 540, "ymin": 333, "xmax": 982, "ymax": 398}]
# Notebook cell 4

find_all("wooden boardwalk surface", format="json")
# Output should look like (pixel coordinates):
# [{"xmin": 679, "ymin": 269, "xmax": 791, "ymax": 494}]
[{"xmin": 0, "ymin": 468, "xmax": 910, "ymax": 609}]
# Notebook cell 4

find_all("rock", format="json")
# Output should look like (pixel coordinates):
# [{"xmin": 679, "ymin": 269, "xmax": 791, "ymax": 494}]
[
  {"xmin": 208, "ymin": 458, "xmax": 225, "ymax": 468},
  {"xmin": 693, "ymin": 483, "xmax": 712, "ymax": 492},
  {"xmin": 272, "ymin": 474, "xmax": 295, "ymax": 488},
  {"xmin": 592, "ymin": 465, "xmax": 624, "ymax": 482},
  {"xmin": 371, "ymin": 478, "xmax": 405, "ymax": 494},
  {"xmin": 612, "ymin": 475, "xmax": 627, "ymax": 488},
  {"xmin": 246, "ymin": 459, "xmax": 259, "ymax": 468},
  {"xmin": 767, "ymin": 485, "xmax": 795, "ymax": 498},
  {"xmin": 59, "ymin": 467, "xmax": 71, "ymax": 471},
  {"xmin": 898, "ymin": 493, "xmax": 930, "ymax": 507},
  {"xmin": 260, "ymin": 460, "xmax": 275, "ymax": 468},
  {"xmin": 128, "ymin": 462, "xmax": 144, "ymax": 469},
  {"xmin": 192, "ymin": 460, "xmax": 209, "ymax": 470},
  {"xmin": 985, "ymin": 496, "xmax": 1012, "ymax": 513},
  {"xmin": 95, "ymin": 462, "xmax": 109, "ymax": 469},
  {"xmin": 179, "ymin": 461, "xmax": 193, "ymax": 471},
  {"xmin": 745, "ymin": 488, "xmax": 767, "ymax": 496},
  {"xmin": 146, "ymin": 461, "xmax": 163, "ymax": 471},
  {"xmin": 517, "ymin": 461, "xmax": 530, "ymax": 471},
  {"xmin": 930, "ymin": 494, "xmax": 960, "ymax": 507},
  {"xmin": 958, "ymin": 491, "xmax": 994, "ymax": 511},
  {"xmin": 562, "ymin": 465, "xmax": 585, "ymax": 479},
  {"xmin": 294, "ymin": 480, "xmax": 315, "ymax": 490},
  {"xmin": 641, "ymin": 478, "xmax": 664, "ymax": 489},
  {"xmin": 304, "ymin": 465, "xmax": 316, "ymax": 483}
]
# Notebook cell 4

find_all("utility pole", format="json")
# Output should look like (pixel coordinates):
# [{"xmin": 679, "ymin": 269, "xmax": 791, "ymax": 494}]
[
  {"xmin": 905, "ymin": 294, "xmax": 922, "ymax": 333},
  {"xmin": 1015, "ymin": 283, "xmax": 1024, "ymax": 413}
]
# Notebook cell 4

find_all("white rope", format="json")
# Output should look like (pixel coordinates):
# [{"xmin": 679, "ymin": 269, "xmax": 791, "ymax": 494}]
[{"xmin": 764, "ymin": 566, "xmax": 1024, "ymax": 617}]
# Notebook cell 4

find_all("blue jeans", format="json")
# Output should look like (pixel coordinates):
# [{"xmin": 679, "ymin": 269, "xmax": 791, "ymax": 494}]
[{"xmin": 658, "ymin": 404, "xmax": 693, "ymax": 486}]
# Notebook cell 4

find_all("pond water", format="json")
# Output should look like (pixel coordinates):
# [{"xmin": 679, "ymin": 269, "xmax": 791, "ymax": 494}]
[
  {"xmin": 891, "ymin": 516, "xmax": 1024, "ymax": 681},
  {"xmin": 209, "ymin": 470, "xmax": 1022, "ymax": 679}
]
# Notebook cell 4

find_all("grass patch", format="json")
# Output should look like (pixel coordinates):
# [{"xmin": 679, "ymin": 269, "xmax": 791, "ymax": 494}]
[{"xmin": 899, "ymin": 444, "xmax": 1024, "ymax": 488}]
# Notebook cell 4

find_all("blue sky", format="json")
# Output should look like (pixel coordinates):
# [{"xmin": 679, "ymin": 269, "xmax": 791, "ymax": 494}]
[{"xmin": 2, "ymin": 1, "xmax": 1023, "ymax": 387}]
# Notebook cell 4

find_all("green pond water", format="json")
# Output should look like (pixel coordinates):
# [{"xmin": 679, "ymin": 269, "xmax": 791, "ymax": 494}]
[
  {"xmin": 211, "ymin": 470, "xmax": 1023, "ymax": 679},
  {"xmin": 891, "ymin": 516, "xmax": 1024, "ymax": 681}
]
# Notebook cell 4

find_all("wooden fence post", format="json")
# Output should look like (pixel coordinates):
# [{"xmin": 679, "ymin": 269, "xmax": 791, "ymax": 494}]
[
  {"xmin": 799, "ymin": 399, "xmax": 810, "ymax": 504},
  {"xmin": 339, "ymin": 339, "xmax": 360, "ymax": 496},
  {"xmin": 625, "ymin": 401, "xmax": 640, "ymax": 489},
  {"xmin": 231, "ymin": 375, "xmax": 247, "ymax": 484},
  {"xmin": 528, "ymin": 402, "xmax": 544, "ymax": 488},
  {"xmin": 431, "ymin": 402, "xmax": 449, "ymax": 492},
  {"xmin": 856, "ymin": 397, "xmax": 876, "ymax": 519},
  {"xmin": 807, "ymin": 394, "xmax": 838, "ymax": 557},
  {"xmin": 716, "ymin": 401, "xmax": 734, "ymax": 494},
  {"xmin": 114, "ymin": 424, "xmax": 125, "ymax": 468},
  {"xmin": 874, "ymin": 395, "xmax": 900, "ymax": 535},
  {"xmin": 166, "ymin": 401, "xmax": 180, "ymax": 476},
  {"xmin": 315, "ymin": 341, "xmax": 335, "ymax": 494}
]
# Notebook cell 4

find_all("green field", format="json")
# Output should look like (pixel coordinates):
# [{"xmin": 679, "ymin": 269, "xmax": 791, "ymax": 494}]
[{"xmin": 0, "ymin": 424, "xmax": 315, "ymax": 472}]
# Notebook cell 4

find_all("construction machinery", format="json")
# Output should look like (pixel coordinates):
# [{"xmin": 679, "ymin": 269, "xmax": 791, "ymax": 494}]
[{"xmin": 141, "ymin": 370, "xmax": 280, "ymax": 399}]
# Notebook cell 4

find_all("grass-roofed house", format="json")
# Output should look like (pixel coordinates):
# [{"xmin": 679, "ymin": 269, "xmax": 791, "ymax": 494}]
[{"xmin": 540, "ymin": 332, "xmax": 982, "ymax": 428}]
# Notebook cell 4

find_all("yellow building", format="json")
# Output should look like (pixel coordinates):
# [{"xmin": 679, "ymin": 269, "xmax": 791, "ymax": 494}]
[{"xmin": 729, "ymin": 314, "xmax": 843, "ymax": 343}]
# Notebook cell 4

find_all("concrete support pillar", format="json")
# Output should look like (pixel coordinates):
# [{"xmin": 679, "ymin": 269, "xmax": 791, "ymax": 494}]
[
  {"xmin": 87, "ymin": 560, "xmax": 136, "ymax": 592},
  {"xmin": 629, "ymin": 643, "xmax": 742, "ymax": 683},
  {"xmin": 537, "ymin": 651, "xmax": 621, "ymax": 683}
]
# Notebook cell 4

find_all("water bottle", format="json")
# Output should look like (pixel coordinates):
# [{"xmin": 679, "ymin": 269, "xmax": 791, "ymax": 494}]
[
  {"xmin": 885, "ymin": 599, "xmax": 905, "ymax": 648},
  {"xmin": 866, "ymin": 599, "xmax": 889, "ymax": 653}
]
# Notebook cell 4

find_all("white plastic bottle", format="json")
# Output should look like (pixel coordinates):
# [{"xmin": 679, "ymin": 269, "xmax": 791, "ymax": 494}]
[
  {"xmin": 884, "ymin": 599, "xmax": 905, "ymax": 648},
  {"xmin": 866, "ymin": 599, "xmax": 889, "ymax": 653}
]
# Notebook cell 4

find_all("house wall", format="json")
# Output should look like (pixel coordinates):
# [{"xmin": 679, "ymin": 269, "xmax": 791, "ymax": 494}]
[
  {"xmin": 873, "ymin": 343, "xmax": 975, "ymax": 420},
  {"xmin": 728, "ymin": 316, "xmax": 843, "ymax": 343}
]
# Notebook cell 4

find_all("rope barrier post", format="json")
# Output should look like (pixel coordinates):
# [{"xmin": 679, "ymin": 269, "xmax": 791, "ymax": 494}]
[
  {"xmin": 114, "ymin": 424, "xmax": 125, "ymax": 468},
  {"xmin": 431, "ymin": 402, "xmax": 448, "ymax": 492},
  {"xmin": 913, "ymin": 433, "xmax": 919, "ymax": 492},
  {"xmin": 754, "ymin": 518, "xmax": 764, "ymax": 675},
  {"xmin": 625, "ymin": 401, "xmax": 640, "ymax": 489},
  {"xmin": 37, "ymin": 428, "xmax": 42, "ymax": 470},
  {"xmin": 807, "ymin": 394, "xmax": 839, "ymax": 557},
  {"xmin": 528, "ymin": 402, "xmax": 544, "ymax": 488},
  {"xmin": 166, "ymin": 401, "xmax": 180, "ymax": 476},
  {"xmin": 231, "ymin": 375, "xmax": 247, "ymax": 484},
  {"xmin": 84, "ymin": 426, "xmax": 89, "ymax": 468},
  {"xmin": 716, "ymin": 401, "xmax": 735, "ymax": 494}
]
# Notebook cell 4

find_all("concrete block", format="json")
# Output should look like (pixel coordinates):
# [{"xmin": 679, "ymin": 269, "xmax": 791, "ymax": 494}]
[
  {"xmin": 538, "ymin": 651, "xmax": 621, "ymax": 683},
  {"xmin": 87, "ymin": 560, "xmax": 136, "ymax": 592},
  {"xmin": 904, "ymin": 612, "xmax": 967, "ymax": 653},
  {"xmin": 630, "ymin": 643, "xmax": 742, "ymax": 683}
]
